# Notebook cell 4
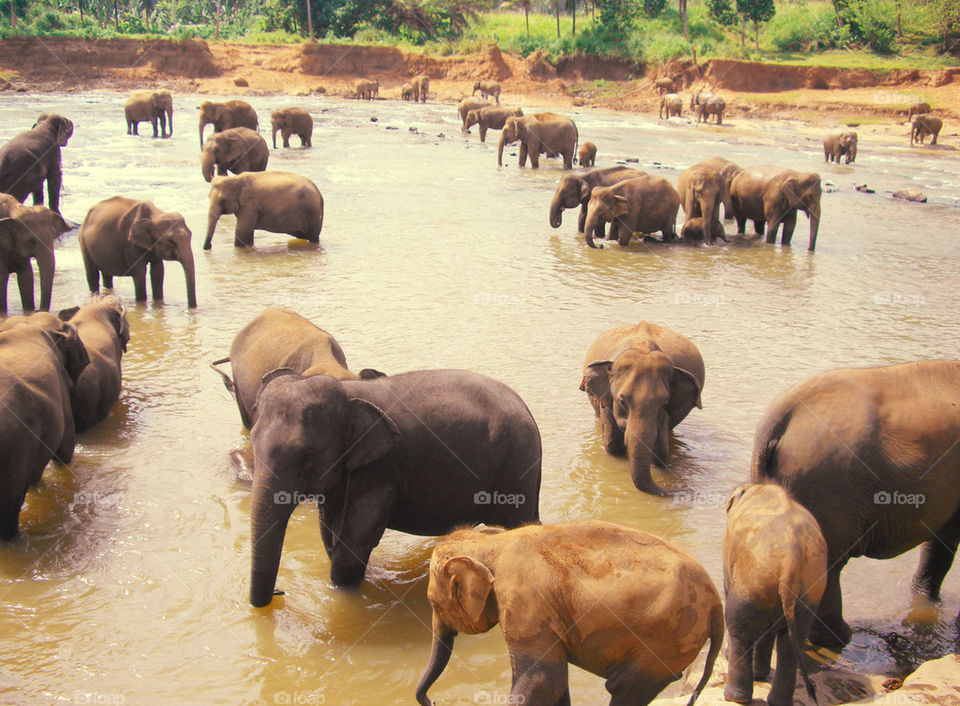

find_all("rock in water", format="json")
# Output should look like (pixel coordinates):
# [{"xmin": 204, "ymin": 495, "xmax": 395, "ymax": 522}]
[
  {"xmin": 855, "ymin": 184, "xmax": 875, "ymax": 194},
  {"xmin": 892, "ymin": 188, "xmax": 928, "ymax": 203}
]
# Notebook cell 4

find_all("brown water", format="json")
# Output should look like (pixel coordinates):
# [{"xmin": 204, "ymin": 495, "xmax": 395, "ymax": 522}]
[{"xmin": 1, "ymin": 92, "xmax": 960, "ymax": 705}]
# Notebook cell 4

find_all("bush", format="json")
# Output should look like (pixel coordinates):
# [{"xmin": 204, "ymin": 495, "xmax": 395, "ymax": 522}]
[{"xmin": 766, "ymin": 4, "xmax": 847, "ymax": 51}]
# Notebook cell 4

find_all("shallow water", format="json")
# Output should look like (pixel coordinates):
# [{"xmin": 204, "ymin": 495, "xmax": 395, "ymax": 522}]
[{"xmin": 1, "ymin": 92, "xmax": 959, "ymax": 705}]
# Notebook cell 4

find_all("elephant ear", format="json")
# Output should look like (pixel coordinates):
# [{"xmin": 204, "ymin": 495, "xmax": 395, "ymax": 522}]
[
  {"xmin": 578, "ymin": 180, "xmax": 592, "ymax": 203},
  {"xmin": 726, "ymin": 484, "xmax": 749, "ymax": 513},
  {"xmin": 667, "ymin": 366, "xmax": 703, "ymax": 419},
  {"xmin": 580, "ymin": 361, "xmax": 613, "ymax": 407},
  {"xmin": 129, "ymin": 218, "xmax": 156, "ymax": 251},
  {"xmin": 0, "ymin": 218, "xmax": 31, "ymax": 259},
  {"xmin": 55, "ymin": 117, "xmax": 74, "ymax": 146},
  {"xmin": 57, "ymin": 305, "xmax": 80, "ymax": 322},
  {"xmin": 442, "ymin": 556, "xmax": 494, "ymax": 626},
  {"xmin": 107, "ymin": 302, "xmax": 130, "ymax": 353},
  {"xmin": 343, "ymin": 398, "xmax": 400, "ymax": 472},
  {"xmin": 51, "ymin": 322, "xmax": 90, "ymax": 382},
  {"xmin": 358, "ymin": 368, "xmax": 387, "ymax": 380}
]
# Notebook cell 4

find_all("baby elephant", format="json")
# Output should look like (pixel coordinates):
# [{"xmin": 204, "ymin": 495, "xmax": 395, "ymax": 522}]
[
  {"xmin": 724, "ymin": 483, "xmax": 827, "ymax": 706},
  {"xmin": 578, "ymin": 140, "xmax": 597, "ymax": 167},
  {"xmin": 270, "ymin": 107, "xmax": 313, "ymax": 149},
  {"xmin": 417, "ymin": 521, "xmax": 723, "ymax": 706},
  {"xmin": 823, "ymin": 130, "xmax": 858, "ymax": 163},
  {"xmin": 680, "ymin": 216, "xmax": 726, "ymax": 244},
  {"xmin": 911, "ymin": 113, "xmax": 942, "ymax": 146}
]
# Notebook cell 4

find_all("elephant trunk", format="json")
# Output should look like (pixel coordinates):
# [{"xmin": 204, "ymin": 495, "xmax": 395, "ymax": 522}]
[
  {"xmin": 272, "ymin": 125, "xmax": 279, "ymax": 149},
  {"xmin": 199, "ymin": 121, "xmax": 209, "ymax": 148},
  {"xmin": 549, "ymin": 194, "xmax": 564, "ymax": 229},
  {"xmin": 204, "ymin": 203, "xmax": 221, "ymax": 251},
  {"xmin": 179, "ymin": 244, "xmax": 198, "ymax": 309},
  {"xmin": 807, "ymin": 209, "xmax": 820, "ymax": 252},
  {"xmin": 167, "ymin": 106, "xmax": 173, "ymax": 136},
  {"xmin": 497, "ymin": 131, "xmax": 508, "ymax": 167},
  {"xmin": 201, "ymin": 149, "xmax": 216, "ymax": 183},
  {"xmin": 583, "ymin": 206, "xmax": 602, "ymax": 249},
  {"xmin": 415, "ymin": 614, "xmax": 456, "ymax": 706},
  {"xmin": 36, "ymin": 247, "xmax": 55, "ymax": 312},
  {"xmin": 249, "ymin": 474, "xmax": 297, "ymax": 607},
  {"xmin": 625, "ymin": 412, "xmax": 670, "ymax": 495}
]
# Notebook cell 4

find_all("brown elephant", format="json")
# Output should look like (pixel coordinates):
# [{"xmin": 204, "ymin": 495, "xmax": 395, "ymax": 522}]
[
  {"xmin": 464, "ymin": 106, "xmax": 522, "ymax": 142},
  {"xmin": 677, "ymin": 162, "xmax": 725, "ymax": 242},
  {"xmin": 0, "ymin": 312, "xmax": 89, "ymax": 539},
  {"xmin": 472, "ymin": 80, "xmax": 501, "ymax": 103},
  {"xmin": 57, "ymin": 297, "xmax": 129, "ymax": 432},
  {"xmin": 582, "ymin": 176, "xmax": 680, "ymax": 248},
  {"xmin": 730, "ymin": 166, "xmax": 822, "ymax": 250},
  {"xmin": 655, "ymin": 76, "xmax": 676, "ymax": 94},
  {"xmin": 411, "ymin": 74, "xmax": 431, "ymax": 102},
  {"xmin": 201, "ymin": 127, "xmax": 269, "ymax": 182},
  {"xmin": 498, "ymin": 113, "xmax": 578, "ymax": 169},
  {"xmin": 270, "ymin": 107, "xmax": 313, "ymax": 148},
  {"xmin": 549, "ymin": 166, "xmax": 645, "ymax": 236},
  {"xmin": 578, "ymin": 140, "xmax": 597, "ymax": 167},
  {"xmin": 416, "ymin": 521, "xmax": 723, "ymax": 706},
  {"xmin": 124, "ymin": 90, "xmax": 173, "ymax": 138},
  {"xmin": 0, "ymin": 193, "xmax": 70, "ymax": 313},
  {"xmin": 580, "ymin": 322, "xmax": 703, "ymax": 495},
  {"xmin": 680, "ymin": 216, "xmax": 725, "ymax": 243},
  {"xmin": 400, "ymin": 83, "xmax": 414, "ymax": 101},
  {"xmin": 907, "ymin": 100, "xmax": 931, "ymax": 122},
  {"xmin": 79, "ymin": 196, "xmax": 197, "ymax": 308},
  {"xmin": 911, "ymin": 113, "xmax": 942, "ymax": 146},
  {"xmin": 700, "ymin": 156, "xmax": 743, "ymax": 220},
  {"xmin": 660, "ymin": 93, "xmax": 682, "ymax": 119},
  {"xmin": 198, "ymin": 100, "xmax": 258, "ymax": 147},
  {"xmin": 0, "ymin": 113, "xmax": 73, "ymax": 214},
  {"xmin": 204, "ymin": 171, "xmax": 324, "ymax": 249},
  {"xmin": 355, "ymin": 79, "xmax": 379, "ymax": 100},
  {"xmin": 457, "ymin": 96, "xmax": 490, "ymax": 130},
  {"xmin": 691, "ymin": 92, "xmax": 725, "ymax": 124},
  {"xmin": 823, "ymin": 130, "xmax": 858, "ymax": 163}
]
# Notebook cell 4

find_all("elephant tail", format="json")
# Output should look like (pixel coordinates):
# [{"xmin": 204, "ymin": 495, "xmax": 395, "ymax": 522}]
[
  {"xmin": 782, "ymin": 581, "xmax": 819, "ymax": 704},
  {"xmin": 210, "ymin": 356, "xmax": 236, "ymax": 397},
  {"xmin": 751, "ymin": 403, "xmax": 793, "ymax": 483},
  {"xmin": 686, "ymin": 602, "xmax": 723, "ymax": 706}
]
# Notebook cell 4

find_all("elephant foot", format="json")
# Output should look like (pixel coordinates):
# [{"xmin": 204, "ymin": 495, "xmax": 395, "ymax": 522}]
[
  {"xmin": 722, "ymin": 685, "xmax": 752, "ymax": 704},
  {"xmin": 330, "ymin": 562, "xmax": 366, "ymax": 587},
  {"xmin": 234, "ymin": 240, "xmax": 250, "ymax": 248},
  {"xmin": 202, "ymin": 241, "xmax": 213, "ymax": 251},
  {"xmin": 809, "ymin": 616, "xmax": 852, "ymax": 647}
]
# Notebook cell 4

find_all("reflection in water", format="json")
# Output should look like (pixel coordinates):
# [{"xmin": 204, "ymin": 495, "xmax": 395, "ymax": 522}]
[{"xmin": 0, "ymin": 92, "xmax": 959, "ymax": 703}]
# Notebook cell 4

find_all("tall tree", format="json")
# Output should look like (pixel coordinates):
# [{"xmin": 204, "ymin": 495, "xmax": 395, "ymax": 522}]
[
  {"xmin": 736, "ymin": 0, "xmax": 775, "ymax": 49},
  {"xmin": 555, "ymin": 0, "xmax": 560, "ymax": 37},
  {"xmin": 521, "ymin": 0, "xmax": 530, "ymax": 37},
  {"xmin": 568, "ymin": 0, "xmax": 576, "ymax": 36},
  {"xmin": 305, "ymin": 0, "xmax": 313, "ymax": 39},
  {"xmin": 9, "ymin": 0, "xmax": 15, "ymax": 28},
  {"xmin": 679, "ymin": 0, "xmax": 687, "ymax": 36}
]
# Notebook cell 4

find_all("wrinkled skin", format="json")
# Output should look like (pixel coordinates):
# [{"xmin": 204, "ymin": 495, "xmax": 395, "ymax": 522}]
[
  {"xmin": 0, "ymin": 113, "xmax": 73, "ymax": 214},
  {"xmin": 464, "ymin": 106, "xmax": 522, "ymax": 142},
  {"xmin": 911, "ymin": 113, "xmax": 942, "ymax": 146},
  {"xmin": 691, "ymin": 92, "xmax": 725, "ymax": 124},
  {"xmin": 582, "ymin": 176, "xmax": 680, "ymax": 248},
  {"xmin": 0, "ymin": 313, "xmax": 89, "ymax": 539},
  {"xmin": 580, "ymin": 322, "xmax": 704, "ymax": 495},
  {"xmin": 723, "ymin": 484, "xmax": 827, "ymax": 706},
  {"xmin": 677, "ymin": 163, "xmax": 725, "ymax": 243},
  {"xmin": 457, "ymin": 97, "xmax": 490, "ymax": 131},
  {"xmin": 655, "ymin": 77, "xmax": 676, "ymax": 94},
  {"xmin": 498, "ymin": 113, "xmax": 578, "ymax": 169},
  {"xmin": 411, "ymin": 74, "xmax": 431, "ymax": 102},
  {"xmin": 201, "ymin": 127, "xmax": 269, "ymax": 182},
  {"xmin": 823, "ymin": 130, "xmax": 858, "ymax": 163},
  {"xmin": 907, "ymin": 100, "xmax": 931, "ymax": 122},
  {"xmin": 198, "ymin": 100, "xmax": 258, "ymax": 147},
  {"xmin": 700, "ymin": 156, "xmax": 742, "ymax": 220},
  {"xmin": 270, "ymin": 107, "xmax": 313, "ymax": 148},
  {"xmin": 57, "ymin": 296, "xmax": 129, "ymax": 432},
  {"xmin": 204, "ymin": 171, "xmax": 324, "ymax": 250},
  {"xmin": 680, "ymin": 216, "xmax": 725, "ymax": 244},
  {"xmin": 248, "ymin": 369, "xmax": 542, "ymax": 605},
  {"xmin": 548, "ymin": 166, "xmax": 644, "ymax": 234},
  {"xmin": 124, "ymin": 90, "xmax": 173, "ymax": 138},
  {"xmin": 79, "ymin": 196, "xmax": 197, "ymax": 308},
  {"xmin": 400, "ymin": 83, "xmax": 414, "ymax": 101},
  {"xmin": 577, "ymin": 140, "xmax": 597, "ymax": 167},
  {"xmin": 416, "ymin": 521, "xmax": 723, "ymax": 706},
  {"xmin": 0, "ymin": 193, "xmax": 70, "ymax": 313},
  {"xmin": 355, "ymin": 79, "xmax": 380, "ymax": 100},
  {"xmin": 730, "ymin": 165, "xmax": 821, "ymax": 251},
  {"xmin": 472, "ymin": 80, "xmax": 501, "ymax": 103}
]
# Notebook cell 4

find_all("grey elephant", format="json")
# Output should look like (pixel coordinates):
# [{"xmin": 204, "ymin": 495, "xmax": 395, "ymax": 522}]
[
  {"xmin": 823, "ymin": 130, "xmax": 858, "ymax": 163},
  {"xmin": 660, "ymin": 93, "xmax": 682, "ymax": 119},
  {"xmin": 911, "ymin": 113, "xmax": 942, "ymax": 146},
  {"xmin": 355, "ymin": 79, "xmax": 380, "ymax": 100},
  {"xmin": 416, "ymin": 521, "xmax": 723, "ymax": 706},
  {"xmin": 753, "ymin": 360, "xmax": 960, "ymax": 647},
  {"xmin": 700, "ymin": 156, "xmax": 742, "ymax": 220},
  {"xmin": 577, "ymin": 140, "xmax": 597, "ymax": 167},
  {"xmin": 198, "ymin": 100, "xmax": 258, "ymax": 147},
  {"xmin": 79, "ymin": 196, "xmax": 197, "ymax": 309},
  {"xmin": 247, "ymin": 369, "xmax": 542, "ymax": 604},
  {"xmin": 680, "ymin": 216, "xmax": 725, "ymax": 243},
  {"xmin": 270, "ymin": 107, "xmax": 313, "ymax": 148},
  {"xmin": 498, "ymin": 113, "xmax": 578, "ymax": 169},
  {"xmin": 582, "ymin": 175, "xmax": 680, "ymax": 248},
  {"xmin": 691, "ymin": 92, "xmax": 725, "ymax": 124},
  {"xmin": 0, "ymin": 113, "xmax": 73, "ymax": 214},
  {"xmin": 457, "ymin": 97, "xmax": 490, "ymax": 130},
  {"xmin": 204, "ymin": 171, "xmax": 324, "ymax": 250},
  {"xmin": 678, "ymin": 162, "xmax": 726, "ymax": 243},
  {"xmin": 400, "ymin": 83, "xmax": 414, "ymax": 101},
  {"xmin": 655, "ymin": 77, "xmax": 676, "ymax": 94},
  {"xmin": 472, "ymin": 80, "xmax": 501, "ymax": 103},
  {"xmin": 907, "ymin": 100, "xmax": 931, "ymax": 122},
  {"xmin": 0, "ymin": 193, "xmax": 70, "ymax": 313},
  {"xmin": 730, "ymin": 166, "xmax": 822, "ymax": 250},
  {"xmin": 201, "ymin": 127, "xmax": 269, "ymax": 182},
  {"xmin": 57, "ymin": 297, "xmax": 129, "ymax": 432},
  {"xmin": 0, "ymin": 312, "xmax": 89, "ymax": 539},
  {"xmin": 724, "ymin": 483, "xmax": 827, "ymax": 706},
  {"xmin": 581, "ymin": 322, "xmax": 703, "ymax": 495},
  {"xmin": 548, "ymin": 166, "xmax": 644, "ymax": 236},
  {"xmin": 411, "ymin": 74, "xmax": 431, "ymax": 102},
  {"xmin": 124, "ymin": 90, "xmax": 173, "ymax": 138},
  {"xmin": 464, "ymin": 106, "xmax": 521, "ymax": 142}
]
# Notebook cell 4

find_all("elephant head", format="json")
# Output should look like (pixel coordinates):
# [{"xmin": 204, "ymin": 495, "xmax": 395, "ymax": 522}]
[
  {"xmin": 248, "ymin": 373, "xmax": 399, "ymax": 607},
  {"xmin": 153, "ymin": 91, "xmax": 173, "ymax": 136},
  {"xmin": 497, "ymin": 116, "xmax": 523, "ymax": 166},
  {"xmin": 771, "ymin": 171, "xmax": 821, "ymax": 251},
  {"xmin": 582, "ymin": 185, "xmax": 627, "ymax": 248},
  {"xmin": 204, "ymin": 175, "xmax": 246, "ymax": 249},
  {"xmin": 840, "ymin": 132, "xmax": 857, "ymax": 162},
  {"xmin": 200, "ymin": 135, "xmax": 222, "ymax": 183},
  {"xmin": 128, "ymin": 206, "xmax": 197, "ymax": 308},
  {"xmin": 464, "ymin": 109, "xmax": 482, "ymax": 132},
  {"xmin": 199, "ymin": 101, "xmax": 223, "ymax": 147},
  {"xmin": 33, "ymin": 113, "xmax": 73, "ymax": 146},
  {"xmin": 2, "ymin": 312, "xmax": 90, "ymax": 382},
  {"xmin": 550, "ymin": 174, "xmax": 590, "ymax": 229},
  {"xmin": 581, "ymin": 346, "xmax": 702, "ymax": 494},
  {"xmin": 0, "ymin": 204, "xmax": 70, "ymax": 311},
  {"xmin": 269, "ymin": 111, "xmax": 286, "ymax": 149}
]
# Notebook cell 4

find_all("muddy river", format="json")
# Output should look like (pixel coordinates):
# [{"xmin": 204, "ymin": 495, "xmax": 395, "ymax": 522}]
[{"xmin": 1, "ymin": 92, "xmax": 959, "ymax": 704}]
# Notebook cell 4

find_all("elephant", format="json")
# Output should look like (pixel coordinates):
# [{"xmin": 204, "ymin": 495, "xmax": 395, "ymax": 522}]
[
  {"xmin": 472, "ymin": 80, "xmax": 501, "ymax": 103},
  {"xmin": 57, "ymin": 297, "xmax": 129, "ymax": 432},
  {"xmin": 655, "ymin": 77, "xmax": 676, "ymax": 94},
  {"xmin": 463, "ymin": 106, "xmax": 522, "ymax": 142},
  {"xmin": 680, "ymin": 216, "xmax": 725, "ymax": 244},
  {"xmin": 730, "ymin": 166, "xmax": 822, "ymax": 251},
  {"xmin": 578, "ymin": 140, "xmax": 597, "ymax": 167},
  {"xmin": 580, "ymin": 322, "xmax": 703, "ymax": 495},
  {"xmin": 0, "ymin": 113, "xmax": 73, "ymax": 214},
  {"xmin": 677, "ymin": 162, "xmax": 725, "ymax": 243},
  {"xmin": 124, "ymin": 90, "xmax": 173, "ymax": 138},
  {"xmin": 416, "ymin": 521, "xmax": 723, "ymax": 706},
  {"xmin": 548, "ymin": 166, "xmax": 644, "ymax": 235},
  {"xmin": 210, "ymin": 306, "xmax": 373, "ymax": 430},
  {"xmin": 198, "ymin": 100, "xmax": 258, "ymax": 148},
  {"xmin": 355, "ymin": 79, "xmax": 379, "ymax": 100},
  {"xmin": 700, "ymin": 156, "xmax": 742, "ymax": 220},
  {"xmin": 823, "ymin": 130, "xmax": 858, "ymax": 163},
  {"xmin": 582, "ymin": 176, "xmax": 680, "ymax": 248},
  {"xmin": 660, "ymin": 93, "xmax": 682, "ymax": 119},
  {"xmin": 691, "ymin": 92, "xmax": 725, "ymax": 124},
  {"xmin": 247, "ymin": 369, "xmax": 542, "ymax": 604},
  {"xmin": 204, "ymin": 171, "xmax": 324, "ymax": 250},
  {"xmin": 400, "ymin": 83, "xmax": 414, "ymax": 101},
  {"xmin": 0, "ymin": 193, "xmax": 70, "ymax": 313},
  {"xmin": 752, "ymin": 360, "xmax": 960, "ymax": 648},
  {"xmin": 911, "ymin": 113, "xmax": 942, "ymax": 146},
  {"xmin": 723, "ymin": 483, "xmax": 827, "ymax": 706},
  {"xmin": 498, "ymin": 113, "xmax": 578, "ymax": 170},
  {"xmin": 0, "ymin": 312, "xmax": 89, "ymax": 539},
  {"xmin": 411, "ymin": 74, "xmax": 431, "ymax": 102},
  {"xmin": 270, "ymin": 107, "xmax": 313, "ymax": 148},
  {"xmin": 201, "ymin": 127, "xmax": 269, "ymax": 182},
  {"xmin": 78, "ymin": 196, "xmax": 197, "ymax": 309},
  {"xmin": 907, "ymin": 100, "xmax": 931, "ymax": 122},
  {"xmin": 457, "ymin": 97, "xmax": 490, "ymax": 130}
]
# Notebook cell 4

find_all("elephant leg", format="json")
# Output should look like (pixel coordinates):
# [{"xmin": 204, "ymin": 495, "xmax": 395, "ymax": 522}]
[
  {"xmin": 102, "ymin": 274, "xmax": 114, "ymax": 289},
  {"xmin": 913, "ymin": 508, "xmax": 960, "ymax": 600},
  {"xmin": 780, "ymin": 211, "xmax": 798, "ymax": 246},
  {"xmin": 578, "ymin": 204, "xmax": 588, "ymax": 233},
  {"xmin": 479, "ymin": 124, "xmax": 487, "ymax": 142},
  {"xmin": 601, "ymin": 406, "xmax": 626, "ymax": 456},
  {"xmin": 607, "ymin": 664, "xmax": 671, "ymax": 706},
  {"xmin": 735, "ymin": 213, "xmax": 746, "ymax": 234},
  {"xmin": 233, "ymin": 208, "xmax": 258, "ymax": 248},
  {"xmin": 753, "ymin": 219, "xmax": 765, "ymax": 235},
  {"xmin": 131, "ymin": 264, "xmax": 149, "ymax": 302},
  {"xmin": 54, "ymin": 419, "xmax": 76, "ymax": 464},
  {"xmin": 283, "ymin": 132, "xmax": 291, "ymax": 148},
  {"xmin": 509, "ymin": 648, "xmax": 570, "ymax": 706},
  {"xmin": 752, "ymin": 625, "xmax": 776, "ymax": 681},
  {"xmin": 149, "ymin": 260, "xmax": 165, "ymax": 301},
  {"xmin": 518, "ymin": 143, "xmax": 528, "ymax": 167},
  {"xmin": 724, "ymin": 631, "xmax": 755, "ymax": 704},
  {"xmin": 810, "ymin": 559, "xmax": 852, "ymax": 647},
  {"xmin": 16, "ymin": 263, "xmax": 35, "ymax": 311},
  {"xmin": 151, "ymin": 118, "xmax": 159, "ymax": 138},
  {"xmin": 529, "ymin": 146, "xmax": 540, "ymax": 169},
  {"xmin": 326, "ymin": 483, "xmax": 397, "ymax": 586},
  {"xmin": 768, "ymin": 627, "xmax": 799, "ymax": 706},
  {"xmin": 132, "ymin": 122, "xmax": 139, "ymax": 135},
  {"xmin": 0, "ymin": 268, "xmax": 8, "ymax": 312},
  {"xmin": 0, "ymin": 483, "xmax": 27, "ymax": 540},
  {"xmin": 765, "ymin": 215, "xmax": 781, "ymax": 244},
  {"xmin": 32, "ymin": 188, "xmax": 43, "ymax": 206},
  {"xmin": 81, "ymin": 248, "xmax": 100, "ymax": 293},
  {"xmin": 562, "ymin": 150, "xmax": 573, "ymax": 170}
]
